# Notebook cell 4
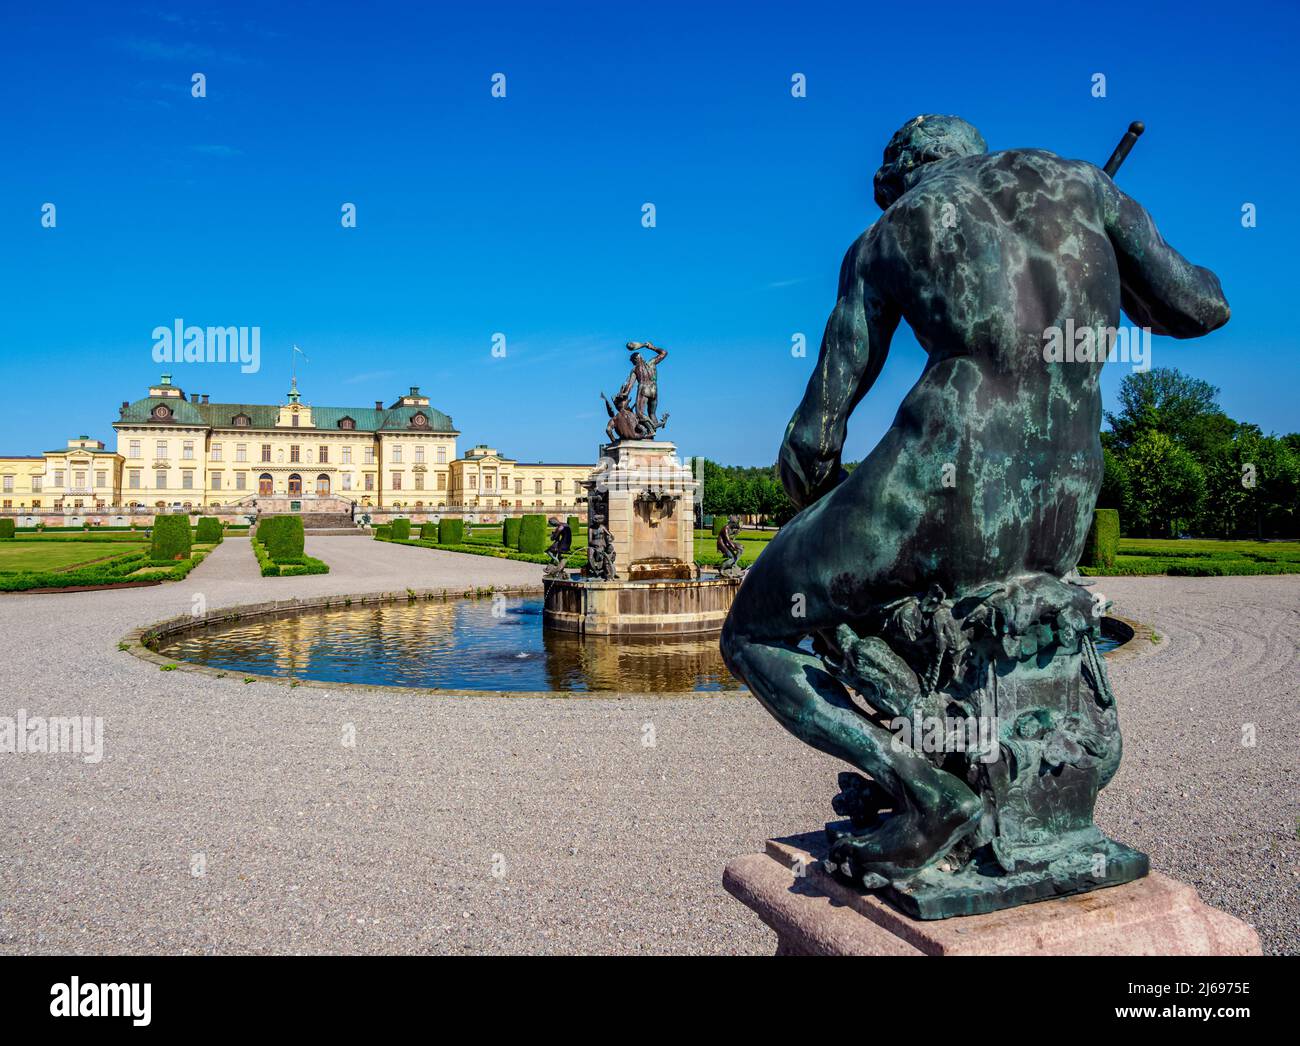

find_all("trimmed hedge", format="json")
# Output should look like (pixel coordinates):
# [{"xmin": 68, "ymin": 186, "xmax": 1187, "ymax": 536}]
[
  {"xmin": 567, "ymin": 515, "xmax": 580, "ymax": 534},
  {"xmin": 1081, "ymin": 509, "xmax": 1120, "ymax": 571},
  {"xmin": 390, "ymin": 518, "xmax": 411, "ymax": 540},
  {"xmin": 712, "ymin": 515, "xmax": 729, "ymax": 536},
  {"xmin": 419, "ymin": 522, "xmax": 439, "ymax": 540},
  {"xmin": 151, "ymin": 515, "xmax": 192, "ymax": 562},
  {"xmin": 378, "ymin": 534, "xmax": 583, "ymax": 568},
  {"xmin": 438, "ymin": 518, "xmax": 465, "ymax": 545},
  {"xmin": 374, "ymin": 524, "xmax": 391, "ymax": 539},
  {"xmin": 258, "ymin": 516, "xmax": 305, "ymax": 559},
  {"xmin": 195, "ymin": 517, "xmax": 224, "ymax": 543},
  {"xmin": 519, "ymin": 514, "xmax": 547, "ymax": 554},
  {"xmin": 503, "ymin": 517, "xmax": 522, "ymax": 548},
  {"xmin": 250, "ymin": 537, "xmax": 328, "ymax": 577},
  {"xmin": 0, "ymin": 519, "xmax": 14, "ymax": 540}
]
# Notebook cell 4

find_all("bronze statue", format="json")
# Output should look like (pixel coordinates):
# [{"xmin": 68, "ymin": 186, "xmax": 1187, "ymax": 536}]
[
  {"xmin": 585, "ymin": 514, "xmax": 616, "ymax": 580},
  {"xmin": 544, "ymin": 516, "xmax": 572, "ymax": 578},
  {"xmin": 601, "ymin": 389, "xmax": 645, "ymax": 442},
  {"xmin": 716, "ymin": 516, "xmax": 743, "ymax": 577},
  {"xmin": 625, "ymin": 341, "xmax": 669, "ymax": 437},
  {"xmin": 720, "ymin": 115, "xmax": 1229, "ymax": 917}
]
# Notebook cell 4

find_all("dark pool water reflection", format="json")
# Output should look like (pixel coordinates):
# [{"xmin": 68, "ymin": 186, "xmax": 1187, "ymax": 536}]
[{"xmin": 156, "ymin": 596, "xmax": 745, "ymax": 692}]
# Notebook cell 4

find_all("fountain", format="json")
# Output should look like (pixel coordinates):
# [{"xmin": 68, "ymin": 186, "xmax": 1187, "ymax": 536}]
[{"xmin": 542, "ymin": 341, "xmax": 741, "ymax": 636}]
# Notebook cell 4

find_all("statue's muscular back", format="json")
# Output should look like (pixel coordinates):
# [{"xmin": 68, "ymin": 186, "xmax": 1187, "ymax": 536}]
[
  {"xmin": 777, "ymin": 145, "xmax": 1227, "ymax": 612},
  {"xmin": 863, "ymin": 150, "xmax": 1117, "ymax": 585}
]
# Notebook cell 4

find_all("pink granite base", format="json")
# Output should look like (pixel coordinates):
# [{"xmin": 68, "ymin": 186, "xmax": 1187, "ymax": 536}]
[{"xmin": 723, "ymin": 838, "xmax": 1262, "ymax": 956}]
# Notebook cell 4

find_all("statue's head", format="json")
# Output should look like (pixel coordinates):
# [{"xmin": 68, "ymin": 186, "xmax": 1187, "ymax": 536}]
[
  {"xmin": 873, "ymin": 115, "xmax": 987, "ymax": 209},
  {"xmin": 613, "ymin": 392, "xmax": 629, "ymax": 408},
  {"xmin": 548, "ymin": 516, "xmax": 559, "ymax": 526}
]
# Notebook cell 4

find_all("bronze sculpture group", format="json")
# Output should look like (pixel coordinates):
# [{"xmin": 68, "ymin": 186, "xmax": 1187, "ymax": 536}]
[
  {"xmin": 716, "ymin": 516, "xmax": 743, "ymax": 577},
  {"xmin": 602, "ymin": 341, "xmax": 669, "ymax": 442},
  {"xmin": 719, "ymin": 115, "xmax": 1230, "ymax": 917}
]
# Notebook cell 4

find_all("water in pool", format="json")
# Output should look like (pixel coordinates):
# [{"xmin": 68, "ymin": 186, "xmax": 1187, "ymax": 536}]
[
  {"xmin": 154, "ymin": 596, "xmax": 1123, "ymax": 693},
  {"xmin": 155, "ymin": 596, "xmax": 744, "ymax": 693}
]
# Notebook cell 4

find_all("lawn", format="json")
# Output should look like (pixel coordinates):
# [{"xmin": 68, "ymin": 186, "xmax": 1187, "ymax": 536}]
[
  {"xmin": 0, "ymin": 539, "xmax": 147, "ymax": 573},
  {"xmin": 1084, "ymin": 538, "xmax": 1300, "ymax": 577}
]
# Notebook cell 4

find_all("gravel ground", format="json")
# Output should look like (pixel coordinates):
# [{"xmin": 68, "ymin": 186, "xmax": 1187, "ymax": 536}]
[{"xmin": 0, "ymin": 537, "xmax": 1295, "ymax": 955}]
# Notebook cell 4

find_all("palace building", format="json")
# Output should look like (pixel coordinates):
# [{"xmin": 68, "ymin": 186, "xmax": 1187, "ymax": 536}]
[{"xmin": 0, "ymin": 375, "xmax": 593, "ymax": 520}]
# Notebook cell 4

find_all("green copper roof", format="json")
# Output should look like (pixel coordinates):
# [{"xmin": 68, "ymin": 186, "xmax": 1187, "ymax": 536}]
[{"xmin": 116, "ymin": 397, "xmax": 455, "ymax": 433}]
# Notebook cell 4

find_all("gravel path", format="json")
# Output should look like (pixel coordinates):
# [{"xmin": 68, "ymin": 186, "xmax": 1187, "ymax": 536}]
[{"xmin": 0, "ymin": 538, "xmax": 1295, "ymax": 954}]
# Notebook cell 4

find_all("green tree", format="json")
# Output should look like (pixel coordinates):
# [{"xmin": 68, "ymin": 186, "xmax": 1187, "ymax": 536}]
[
  {"xmin": 1106, "ymin": 368, "xmax": 1222, "ymax": 451},
  {"xmin": 1124, "ymin": 430, "xmax": 1206, "ymax": 537}
]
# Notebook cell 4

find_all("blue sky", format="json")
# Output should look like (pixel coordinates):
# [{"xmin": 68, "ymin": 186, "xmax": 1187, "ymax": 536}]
[{"xmin": 1, "ymin": 0, "xmax": 1296, "ymax": 464}]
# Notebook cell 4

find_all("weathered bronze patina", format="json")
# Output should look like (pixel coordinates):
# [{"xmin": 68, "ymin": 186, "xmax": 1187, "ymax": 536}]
[{"xmin": 720, "ymin": 115, "xmax": 1229, "ymax": 918}]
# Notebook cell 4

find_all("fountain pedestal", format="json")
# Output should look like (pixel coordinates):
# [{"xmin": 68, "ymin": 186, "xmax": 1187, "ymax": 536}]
[{"xmin": 543, "ymin": 439, "xmax": 740, "ymax": 635}]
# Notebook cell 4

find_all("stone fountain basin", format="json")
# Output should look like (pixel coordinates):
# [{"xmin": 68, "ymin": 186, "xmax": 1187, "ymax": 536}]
[{"xmin": 543, "ymin": 575, "xmax": 741, "ymax": 635}]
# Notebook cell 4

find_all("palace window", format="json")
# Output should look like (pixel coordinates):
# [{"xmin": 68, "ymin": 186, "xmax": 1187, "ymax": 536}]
[
  {"xmin": 182, "ymin": 471, "xmax": 194, "ymax": 490},
  {"xmin": 261, "ymin": 444, "xmax": 272, "ymax": 462},
  {"xmin": 469, "ymin": 475, "xmax": 477, "ymax": 489},
  {"xmin": 53, "ymin": 470, "xmax": 65, "ymax": 486},
  {"xmin": 95, "ymin": 470, "xmax": 107, "ymax": 487},
  {"xmin": 291, "ymin": 414, "xmax": 299, "ymax": 428},
  {"xmin": 573, "ymin": 479, "xmax": 583, "ymax": 494},
  {"xmin": 74, "ymin": 472, "xmax": 86, "ymax": 488},
  {"xmin": 1, "ymin": 476, "xmax": 11, "ymax": 493},
  {"xmin": 342, "ymin": 473, "xmax": 352, "ymax": 491},
  {"xmin": 342, "ymin": 446, "xmax": 352, "ymax": 464},
  {"xmin": 364, "ymin": 446, "xmax": 374, "ymax": 464},
  {"xmin": 415, "ymin": 475, "xmax": 424, "ymax": 491},
  {"xmin": 364, "ymin": 474, "xmax": 374, "ymax": 491},
  {"xmin": 32, "ymin": 477, "xmax": 42, "ymax": 492},
  {"xmin": 515, "ymin": 478, "xmax": 522, "ymax": 494},
  {"xmin": 235, "ymin": 472, "xmax": 246, "ymax": 491},
  {"xmin": 437, "ymin": 446, "xmax": 446, "ymax": 464},
  {"xmin": 183, "ymin": 442, "xmax": 194, "ymax": 460},
  {"xmin": 290, "ymin": 445, "xmax": 300, "ymax": 463},
  {"xmin": 211, "ymin": 444, "xmax": 222, "ymax": 461},
  {"xmin": 415, "ymin": 446, "xmax": 425, "ymax": 464},
  {"xmin": 319, "ymin": 445, "xmax": 329, "ymax": 464},
  {"xmin": 484, "ymin": 475, "xmax": 494, "ymax": 490},
  {"xmin": 236, "ymin": 444, "xmax": 247, "ymax": 462},
  {"xmin": 392, "ymin": 446, "xmax": 402, "ymax": 463},
  {"xmin": 211, "ymin": 471, "xmax": 223, "ymax": 490},
  {"xmin": 233, "ymin": 414, "xmax": 250, "ymax": 427},
  {"xmin": 391, "ymin": 473, "xmax": 402, "ymax": 490},
  {"xmin": 156, "ymin": 473, "xmax": 167, "ymax": 489},
  {"xmin": 155, "ymin": 441, "xmax": 167, "ymax": 459},
  {"xmin": 554, "ymin": 480, "xmax": 563, "ymax": 494},
  {"xmin": 437, "ymin": 474, "xmax": 446, "ymax": 490},
  {"xmin": 129, "ymin": 440, "xmax": 141, "ymax": 459},
  {"xmin": 534, "ymin": 479, "xmax": 542, "ymax": 494},
  {"xmin": 338, "ymin": 417, "xmax": 355, "ymax": 430}
]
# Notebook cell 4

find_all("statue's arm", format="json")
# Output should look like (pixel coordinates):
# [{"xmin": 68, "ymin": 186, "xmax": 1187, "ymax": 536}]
[
  {"xmin": 1100, "ymin": 177, "xmax": 1230, "ymax": 338},
  {"xmin": 780, "ymin": 235, "xmax": 899, "ymax": 510},
  {"xmin": 652, "ymin": 345, "xmax": 668, "ymax": 365}
]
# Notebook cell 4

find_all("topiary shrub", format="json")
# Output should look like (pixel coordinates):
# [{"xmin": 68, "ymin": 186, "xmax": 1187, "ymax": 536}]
[
  {"xmin": 0, "ymin": 519, "xmax": 14, "ymax": 540},
  {"xmin": 390, "ymin": 518, "xmax": 411, "ymax": 541},
  {"xmin": 150, "ymin": 514, "xmax": 192, "ymax": 562},
  {"xmin": 374, "ymin": 524, "xmax": 391, "ymax": 540},
  {"xmin": 518, "ymin": 513, "xmax": 547, "ymax": 554},
  {"xmin": 567, "ymin": 515, "xmax": 580, "ymax": 535},
  {"xmin": 438, "ymin": 518, "xmax": 464, "ymax": 545},
  {"xmin": 1081, "ymin": 508, "xmax": 1120, "ymax": 571},
  {"xmin": 264, "ymin": 515, "xmax": 305, "ymax": 560},
  {"xmin": 712, "ymin": 515, "xmax": 729, "ymax": 536},
  {"xmin": 503, "ymin": 517, "xmax": 522, "ymax": 548},
  {"xmin": 419, "ymin": 522, "xmax": 439, "ymax": 540},
  {"xmin": 195, "ymin": 517, "xmax": 223, "ymax": 543}
]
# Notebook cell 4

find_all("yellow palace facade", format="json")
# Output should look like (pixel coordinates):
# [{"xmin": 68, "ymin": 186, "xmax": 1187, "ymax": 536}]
[{"xmin": 0, "ymin": 375, "xmax": 593, "ymax": 520}]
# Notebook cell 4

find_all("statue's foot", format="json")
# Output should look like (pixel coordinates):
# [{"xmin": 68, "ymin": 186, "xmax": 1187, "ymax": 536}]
[{"xmin": 825, "ymin": 791, "xmax": 980, "ymax": 888}]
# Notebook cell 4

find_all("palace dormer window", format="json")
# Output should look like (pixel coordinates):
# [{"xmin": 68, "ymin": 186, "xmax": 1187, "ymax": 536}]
[
  {"xmin": 151, "ymin": 404, "xmax": 172, "ymax": 421},
  {"xmin": 233, "ymin": 414, "xmax": 251, "ymax": 427},
  {"xmin": 338, "ymin": 417, "xmax": 356, "ymax": 430},
  {"xmin": 410, "ymin": 412, "xmax": 428, "ymax": 429}
]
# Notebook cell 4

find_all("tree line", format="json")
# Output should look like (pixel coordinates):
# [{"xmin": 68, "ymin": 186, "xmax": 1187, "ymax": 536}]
[{"xmin": 697, "ymin": 367, "xmax": 1298, "ymax": 539}]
